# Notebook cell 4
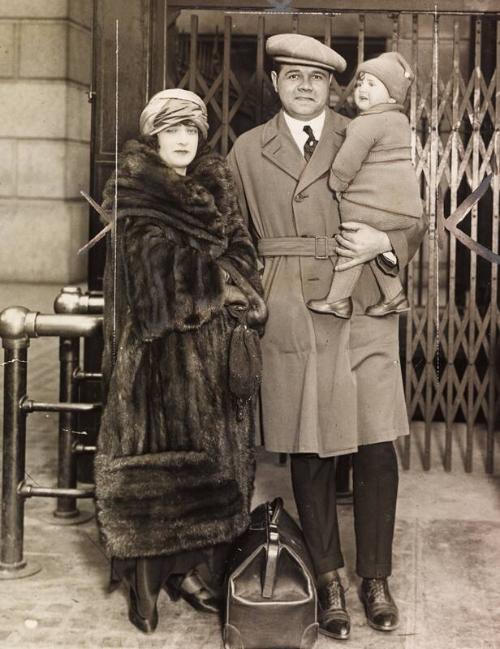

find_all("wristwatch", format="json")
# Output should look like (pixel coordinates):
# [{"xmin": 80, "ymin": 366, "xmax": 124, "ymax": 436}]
[{"xmin": 381, "ymin": 251, "xmax": 398, "ymax": 268}]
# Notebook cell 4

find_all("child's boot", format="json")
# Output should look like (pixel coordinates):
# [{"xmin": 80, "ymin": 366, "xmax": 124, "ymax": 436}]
[
  {"xmin": 307, "ymin": 296, "xmax": 353, "ymax": 319},
  {"xmin": 365, "ymin": 290, "xmax": 410, "ymax": 317}
]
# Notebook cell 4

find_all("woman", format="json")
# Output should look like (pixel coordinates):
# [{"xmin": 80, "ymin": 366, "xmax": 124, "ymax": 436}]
[{"xmin": 94, "ymin": 89, "xmax": 266, "ymax": 634}]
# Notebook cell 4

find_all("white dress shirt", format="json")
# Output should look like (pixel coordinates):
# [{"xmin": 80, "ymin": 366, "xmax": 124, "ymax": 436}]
[{"xmin": 283, "ymin": 110, "xmax": 326, "ymax": 158}]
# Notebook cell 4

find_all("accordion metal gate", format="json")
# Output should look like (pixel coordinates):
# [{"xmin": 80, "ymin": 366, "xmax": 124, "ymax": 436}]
[{"xmin": 90, "ymin": 1, "xmax": 500, "ymax": 472}]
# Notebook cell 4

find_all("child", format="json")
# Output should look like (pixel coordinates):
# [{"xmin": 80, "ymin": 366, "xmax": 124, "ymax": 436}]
[{"xmin": 307, "ymin": 52, "xmax": 423, "ymax": 318}]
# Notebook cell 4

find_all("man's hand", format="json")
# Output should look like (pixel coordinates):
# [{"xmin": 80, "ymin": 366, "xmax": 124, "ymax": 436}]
[{"xmin": 335, "ymin": 222, "xmax": 392, "ymax": 271}]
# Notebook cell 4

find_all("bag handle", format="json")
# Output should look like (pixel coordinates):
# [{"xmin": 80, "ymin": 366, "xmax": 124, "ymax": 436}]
[{"xmin": 262, "ymin": 498, "xmax": 283, "ymax": 599}]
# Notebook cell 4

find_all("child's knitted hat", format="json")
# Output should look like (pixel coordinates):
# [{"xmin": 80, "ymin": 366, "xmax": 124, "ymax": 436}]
[{"xmin": 357, "ymin": 52, "xmax": 414, "ymax": 104}]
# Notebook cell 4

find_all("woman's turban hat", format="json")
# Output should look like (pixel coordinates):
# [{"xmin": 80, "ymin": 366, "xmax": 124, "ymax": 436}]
[{"xmin": 139, "ymin": 88, "xmax": 209, "ymax": 139}]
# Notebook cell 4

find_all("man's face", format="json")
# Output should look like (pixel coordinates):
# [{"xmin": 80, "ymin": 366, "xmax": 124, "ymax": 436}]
[{"xmin": 271, "ymin": 64, "xmax": 331, "ymax": 120}]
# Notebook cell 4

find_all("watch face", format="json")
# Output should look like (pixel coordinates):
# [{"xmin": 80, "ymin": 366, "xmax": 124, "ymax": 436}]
[{"xmin": 382, "ymin": 252, "xmax": 397, "ymax": 267}]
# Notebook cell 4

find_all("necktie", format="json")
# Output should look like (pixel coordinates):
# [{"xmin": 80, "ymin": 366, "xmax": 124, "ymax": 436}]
[{"xmin": 303, "ymin": 125, "xmax": 318, "ymax": 162}]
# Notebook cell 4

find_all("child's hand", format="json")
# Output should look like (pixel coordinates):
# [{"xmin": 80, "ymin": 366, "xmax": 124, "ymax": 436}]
[{"xmin": 335, "ymin": 191, "xmax": 343, "ymax": 203}]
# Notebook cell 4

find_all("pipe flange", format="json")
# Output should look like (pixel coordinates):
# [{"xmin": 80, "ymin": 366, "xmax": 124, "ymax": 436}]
[{"xmin": 24, "ymin": 312, "xmax": 38, "ymax": 338}]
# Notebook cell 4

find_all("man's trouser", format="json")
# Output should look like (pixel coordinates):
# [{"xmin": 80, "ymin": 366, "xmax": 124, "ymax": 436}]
[{"xmin": 290, "ymin": 440, "xmax": 398, "ymax": 579}]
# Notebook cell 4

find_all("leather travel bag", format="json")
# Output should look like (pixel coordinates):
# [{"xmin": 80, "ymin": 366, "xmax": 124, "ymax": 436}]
[{"xmin": 223, "ymin": 498, "xmax": 318, "ymax": 649}]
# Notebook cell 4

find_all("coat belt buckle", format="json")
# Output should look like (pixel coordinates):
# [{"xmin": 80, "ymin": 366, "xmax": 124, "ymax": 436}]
[{"xmin": 314, "ymin": 235, "xmax": 329, "ymax": 259}]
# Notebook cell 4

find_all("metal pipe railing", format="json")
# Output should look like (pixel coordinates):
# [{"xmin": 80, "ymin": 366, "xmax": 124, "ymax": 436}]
[
  {"xmin": 73, "ymin": 370, "xmax": 103, "ymax": 382},
  {"xmin": 73, "ymin": 443, "xmax": 97, "ymax": 454},
  {"xmin": 20, "ymin": 399, "xmax": 100, "ymax": 413},
  {"xmin": 56, "ymin": 336, "xmax": 85, "ymax": 520},
  {"xmin": 53, "ymin": 285, "xmax": 104, "ymax": 315},
  {"xmin": 52, "ymin": 287, "xmax": 103, "ymax": 523},
  {"xmin": 0, "ymin": 309, "xmax": 34, "ymax": 578},
  {"xmin": 18, "ymin": 482, "xmax": 95, "ymax": 499},
  {"xmin": 0, "ymin": 301, "xmax": 102, "ymax": 579}
]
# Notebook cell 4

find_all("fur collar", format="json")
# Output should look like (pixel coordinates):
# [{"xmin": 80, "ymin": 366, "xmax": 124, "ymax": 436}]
[{"xmin": 101, "ymin": 140, "xmax": 236, "ymax": 240}]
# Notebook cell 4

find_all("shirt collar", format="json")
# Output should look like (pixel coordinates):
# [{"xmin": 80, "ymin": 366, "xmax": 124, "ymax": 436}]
[{"xmin": 282, "ymin": 110, "xmax": 326, "ymax": 148}]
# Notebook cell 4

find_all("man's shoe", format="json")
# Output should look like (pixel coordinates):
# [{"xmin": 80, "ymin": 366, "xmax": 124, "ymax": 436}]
[
  {"xmin": 164, "ymin": 569, "xmax": 221, "ymax": 614},
  {"xmin": 317, "ymin": 575, "xmax": 350, "ymax": 640},
  {"xmin": 307, "ymin": 297, "xmax": 353, "ymax": 319},
  {"xmin": 365, "ymin": 291, "xmax": 410, "ymax": 317},
  {"xmin": 360, "ymin": 578, "xmax": 399, "ymax": 631}
]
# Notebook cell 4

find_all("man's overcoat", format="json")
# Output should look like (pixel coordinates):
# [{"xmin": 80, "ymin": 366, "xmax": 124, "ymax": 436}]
[{"xmin": 227, "ymin": 108, "xmax": 426, "ymax": 456}]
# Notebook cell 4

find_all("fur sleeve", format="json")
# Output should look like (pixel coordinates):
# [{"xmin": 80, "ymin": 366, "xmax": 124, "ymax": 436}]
[
  {"xmin": 220, "ymin": 199, "xmax": 262, "ymax": 294},
  {"xmin": 217, "ymin": 193, "xmax": 267, "ymax": 329},
  {"xmin": 123, "ymin": 218, "xmax": 225, "ymax": 340}
]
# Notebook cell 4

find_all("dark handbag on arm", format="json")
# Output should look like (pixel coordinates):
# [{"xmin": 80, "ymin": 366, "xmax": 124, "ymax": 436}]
[
  {"xmin": 223, "ymin": 498, "xmax": 318, "ymax": 649},
  {"xmin": 226, "ymin": 304, "xmax": 262, "ymax": 421}
]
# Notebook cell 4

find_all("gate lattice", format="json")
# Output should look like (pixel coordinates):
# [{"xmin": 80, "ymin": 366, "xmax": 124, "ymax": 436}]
[{"xmin": 170, "ymin": 9, "xmax": 499, "ymax": 473}]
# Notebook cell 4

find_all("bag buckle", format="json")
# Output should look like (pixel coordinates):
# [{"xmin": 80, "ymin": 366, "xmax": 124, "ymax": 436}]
[{"xmin": 314, "ymin": 235, "xmax": 329, "ymax": 259}]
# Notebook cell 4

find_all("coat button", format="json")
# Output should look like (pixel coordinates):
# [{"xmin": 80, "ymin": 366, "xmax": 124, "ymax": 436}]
[{"xmin": 294, "ymin": 192, "xmax": 308, "ymax": 202}]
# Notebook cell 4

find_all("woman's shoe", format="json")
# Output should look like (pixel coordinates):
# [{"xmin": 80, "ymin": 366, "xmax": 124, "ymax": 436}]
[
  {"xmin": 113, "ymin": 556, "xmax": 170, "ymax": 634},
  {"xmin": 128, "ymin": 583, "xmax": 159, "ymax": 634},
  {"xmin": 165, "ymin": 568, "xmax": 221, "ymax": 614}
]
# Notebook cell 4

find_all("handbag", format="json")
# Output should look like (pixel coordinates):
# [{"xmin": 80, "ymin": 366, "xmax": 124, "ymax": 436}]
[
  {"xmin": 226, "ymin": 304, "xmax": 262, "ymax": 421},
  {"xmin": 223, "ymin": 498, "xmax": 318, "ymax": 649}
]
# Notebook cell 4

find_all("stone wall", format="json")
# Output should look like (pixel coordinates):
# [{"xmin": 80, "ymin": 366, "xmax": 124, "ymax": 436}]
[{"xmin": 0, "ymin": 0, "xmax": 92, "ymax": 283}]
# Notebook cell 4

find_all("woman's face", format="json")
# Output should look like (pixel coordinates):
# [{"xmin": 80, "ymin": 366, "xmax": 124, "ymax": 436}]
[{"xmin": 157, "ymin": 123, "xmax": 199, "ymax": 175}]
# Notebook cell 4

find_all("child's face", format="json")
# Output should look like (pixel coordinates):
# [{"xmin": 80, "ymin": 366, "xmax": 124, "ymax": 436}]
[{"xmin": 353, "ymin": 72, "xmax": 391, "ymax": 111}]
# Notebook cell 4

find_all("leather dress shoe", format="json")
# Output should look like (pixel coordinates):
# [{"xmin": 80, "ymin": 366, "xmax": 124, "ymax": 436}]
[
  {"xmin": 317, "ymin": 575, "xmax": 350, "ymax": 640},
  {"xmin": 360, "ymin": 578, "xmax": 399, "ymax": 631},
  {"xmin": 307, "ymin": 297, "xmax": 353, "ymax": 319},
  {"xmin": 365, "ymin": 290, "xmax": 410, "ymax": 317},
  {"xmin": 165, "ymin": 569, "xmax": 221, "ymax": 614}
]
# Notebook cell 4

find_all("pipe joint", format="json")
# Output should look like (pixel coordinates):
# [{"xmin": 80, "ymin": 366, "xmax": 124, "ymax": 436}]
[
  {"xmin": 0, "ymin": 307, "xmax": 30, "ymax": 349},
  {"xmin": 54, "ymin": 286, "xmax": 104, "ymax": 315}
]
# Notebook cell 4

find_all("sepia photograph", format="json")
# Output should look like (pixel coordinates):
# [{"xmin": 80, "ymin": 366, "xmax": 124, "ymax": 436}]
[{"xmin": 0, "ymin": 1, "xmax": 499, "ymax": 648}]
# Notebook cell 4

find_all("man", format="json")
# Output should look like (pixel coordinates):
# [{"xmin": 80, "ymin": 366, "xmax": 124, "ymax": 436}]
[{"xmin": 227, "ymin": 34, "xmax": 427, "ymax": 641}]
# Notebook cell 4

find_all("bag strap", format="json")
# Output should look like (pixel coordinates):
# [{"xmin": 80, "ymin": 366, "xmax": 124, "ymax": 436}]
[{"xmin": 262, "ymin": 498, "xmax": 283, "ymax": 599}]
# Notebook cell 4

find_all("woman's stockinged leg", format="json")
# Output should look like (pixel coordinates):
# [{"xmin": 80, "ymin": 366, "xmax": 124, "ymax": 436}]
[{"xmin": 352, "ymin": 441, "xmax": 399, "ymax": 578}]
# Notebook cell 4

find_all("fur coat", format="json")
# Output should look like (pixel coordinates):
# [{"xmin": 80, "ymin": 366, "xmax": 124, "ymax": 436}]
[{"xmin": 94, "ymin": 139, "xmax": 265, "ymax": 559}]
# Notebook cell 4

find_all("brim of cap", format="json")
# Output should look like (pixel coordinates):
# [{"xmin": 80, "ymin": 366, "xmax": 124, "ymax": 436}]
[{"xmin": 274, "ymin": 56, "xmax": 339, "ymax": 73}]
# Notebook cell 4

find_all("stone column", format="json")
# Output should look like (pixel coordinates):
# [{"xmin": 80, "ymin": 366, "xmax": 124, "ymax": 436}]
[{"xmin": 0, "ymin": 0, "xmax": 92, "ymax": 283}]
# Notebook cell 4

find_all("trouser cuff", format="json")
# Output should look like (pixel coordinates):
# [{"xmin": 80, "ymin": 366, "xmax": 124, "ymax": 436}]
[
  {"xmin": 313, "ymin": 555, "xmax": 345, "ymax": 578},
  {"xmin": 356, "ymin": 562, "xmax": 392, "ymax": 579}
]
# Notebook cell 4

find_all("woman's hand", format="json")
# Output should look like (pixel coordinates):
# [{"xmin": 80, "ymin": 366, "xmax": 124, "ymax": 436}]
[
  {"xmin": 224, "ymin": 284, "xmax": 248, "ymax": 307},
  {"xmin": 335, "ymin": 222, "xmax": 392, "ymax": 271}
]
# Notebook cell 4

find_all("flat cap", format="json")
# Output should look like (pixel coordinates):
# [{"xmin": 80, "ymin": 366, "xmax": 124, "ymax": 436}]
[{"xmin": 266, "ymin": 33, "xmax": 347, "ymax": 73}]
